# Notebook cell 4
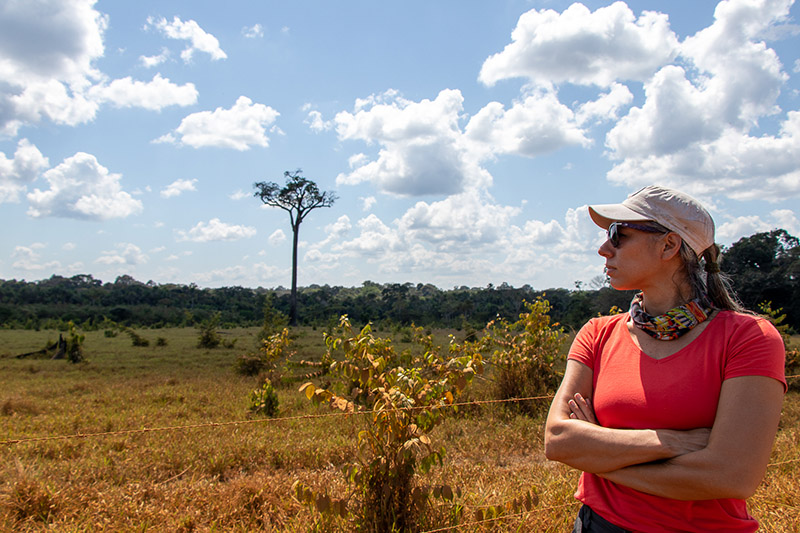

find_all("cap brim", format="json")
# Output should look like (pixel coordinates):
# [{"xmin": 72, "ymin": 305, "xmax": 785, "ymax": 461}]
[{"xmin": 588, "ymin": 204, "xmax": 650, "ymax": 229}]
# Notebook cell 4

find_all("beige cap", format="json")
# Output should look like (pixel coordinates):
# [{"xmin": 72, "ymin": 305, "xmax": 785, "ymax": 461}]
[{"xmin": 588, "ymin": 185, "xmax": 715, "ymax": 256}]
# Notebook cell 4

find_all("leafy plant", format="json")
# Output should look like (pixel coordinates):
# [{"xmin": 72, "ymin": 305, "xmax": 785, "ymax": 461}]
[
  {"xmin": 248, "ymin": 378, "xmax": 279, "ymax": 417},
  {"xmin": 759, "ymin": 302, "xmax": 800, "ymax": 382},
  {"xmin": 481, "ymin": 298, "xmax": 566, "ymax": 415},
  {"xmin": 295, "ymin": 316, "xmax": 483, "ymax": 532},
  {"xmin": 197, "ymin": 312, "xmax": 222, "ymax": 349},
  {"xmin": 236, "ymin": 328, "xmax": 292, "ymax": 376},
  {"xmin": 65, "ymin": 322, "xmax": 85, "ymax": 364}
]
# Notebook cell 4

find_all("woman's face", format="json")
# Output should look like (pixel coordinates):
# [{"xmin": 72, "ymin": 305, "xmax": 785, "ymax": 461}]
[{"xmin": 598, "ymin": 223, "xmax": 668, "ymax": 291}]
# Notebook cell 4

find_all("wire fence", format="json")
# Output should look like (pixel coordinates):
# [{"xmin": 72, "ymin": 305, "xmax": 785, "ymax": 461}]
[{"xmin": 2, "ymin": 375, "xmax": 798, "ymax": 531}]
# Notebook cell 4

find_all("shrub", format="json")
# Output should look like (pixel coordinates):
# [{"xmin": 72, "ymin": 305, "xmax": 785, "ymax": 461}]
[
  {"xmin": 481, "ymin": 298, "xmax": 566, "ymax": 415},
  {"xmin": 197, "ymin": 312, "xmax": 222, "ymax": 349},
  {"xmin": 295, "ymin": 317, "xmax": 483, "ymax": 532},
  {"xmin": 248, "ymin": 378, "xmax": 279, "ymax": 417},
  {"xmin": 65, "ymin": 322, "xmax": 85, "ymax": 364},
  {"xmin": 236, "ymin": 328, "xmax": 292, "ymax": 377}
]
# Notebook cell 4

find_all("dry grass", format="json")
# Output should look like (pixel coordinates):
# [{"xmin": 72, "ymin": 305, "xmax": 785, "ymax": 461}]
[{"xmin": 0, "ymin": 327, "xmax": 797, "ymax": 531}]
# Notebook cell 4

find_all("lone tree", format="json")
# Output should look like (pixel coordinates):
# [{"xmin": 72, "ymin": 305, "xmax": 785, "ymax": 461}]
[{"xmin": 254, "ymin": 169, "xmax": 337, "ymax": 326}]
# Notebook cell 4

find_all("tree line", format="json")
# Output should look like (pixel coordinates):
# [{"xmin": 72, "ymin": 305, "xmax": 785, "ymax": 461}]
[{"xmin": 1, "ymin": 229, "xmax": 797, "ymax": 333}]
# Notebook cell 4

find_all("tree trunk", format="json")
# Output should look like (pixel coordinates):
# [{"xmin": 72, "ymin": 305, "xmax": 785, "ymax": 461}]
[{"xmin": 290, "ymin": 222, "xmax": 299, "ymax": 326}]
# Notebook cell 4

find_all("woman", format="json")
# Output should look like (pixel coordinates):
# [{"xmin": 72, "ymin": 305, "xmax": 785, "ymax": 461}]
[{"xmin": 544, "ymin": 186, "xmax": 786, "ymax": 532}]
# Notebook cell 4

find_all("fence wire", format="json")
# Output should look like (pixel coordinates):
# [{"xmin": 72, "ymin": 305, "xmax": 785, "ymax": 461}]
[{"xmin": 3, "ymin": 380, "xmax": 799, "ymax": 531}]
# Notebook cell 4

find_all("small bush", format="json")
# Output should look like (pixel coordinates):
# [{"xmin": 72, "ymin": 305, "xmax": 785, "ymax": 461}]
[
  {"xmin": 249, "ymin": 379, "xmax": 279, "ymax": 417},
  {"xmin": 482, "ymin": 298, "xmax": 566, "ymax": 415},
  {"xmin": 197, "ymin": 313, "xmax": 222, "ymax": 349}
]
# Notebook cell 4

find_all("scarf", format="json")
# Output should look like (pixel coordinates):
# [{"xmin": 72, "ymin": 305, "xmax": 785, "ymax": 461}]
[{"xmin": 629, "ymin": 292, "xmax": 713, "ymax": 341}]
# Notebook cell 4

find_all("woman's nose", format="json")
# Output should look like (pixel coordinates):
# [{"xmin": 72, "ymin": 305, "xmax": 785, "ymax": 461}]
[{"xmin": 598, "ymin": 239, "xmax": 613, "ymax": 258}]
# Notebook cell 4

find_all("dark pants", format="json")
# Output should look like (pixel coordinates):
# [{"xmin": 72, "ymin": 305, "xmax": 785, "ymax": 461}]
[{"xmin": 572, "ymin": 505, "xmax": 631, "ymax": 533}]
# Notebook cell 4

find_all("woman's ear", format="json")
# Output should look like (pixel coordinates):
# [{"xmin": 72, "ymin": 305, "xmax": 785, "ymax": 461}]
[{"xmin": 660, "ymin": 232, "xmax": 683, "ymax": 260}]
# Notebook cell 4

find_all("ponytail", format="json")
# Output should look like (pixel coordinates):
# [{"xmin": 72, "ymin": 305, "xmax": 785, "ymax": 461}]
[{"xmin": 680, "ymin": 242, "xmax": 746, "ymax": 312}]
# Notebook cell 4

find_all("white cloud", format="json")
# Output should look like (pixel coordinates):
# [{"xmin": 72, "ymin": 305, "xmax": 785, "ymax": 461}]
[
  {"xmin": 177, "ymin": 218, "xmax": 257, "ymax": 242},
  {"xmin": 603, "ymin": 0, "xmax": 799, "ymax": 200},
  {"xmin": 0, "ymin": 0, "xmax": 107, "ymax": 135},
  {"xmin": 88, "ymin": 74, "xmax": 197, "ymax": 110},
  {"xmin": 335, "ymin": 89, "xmax": 491, "ymax": 196},
  {"xmin": 465, "ymin": 89, "xmax": 591, "ymax": 158},
  {"xmin": 479, "ymin": 2, "xmax": 678, "ymax": 87},
  {"xmin": 146, "ymin": 16, "xmax": 226, "ymax": 62},
  {"xmin": 607, "ymin": 111, "xmax": 800, "ymax": 201},
  {"xmin": 576, "ymin": 83, "xmax": 634, "ymax": 125},
  {"xmin": 717, "ymin": 209, "xmax": 800, "ymax": 243},
  {"xmin": 360, "ymin": 196, "xmax": 377, "ymax": 211},
  {"xmin": 397, "ymin": 190, "xmax": 520, "ymax": 250},
  {"xmin": 305, "ymin": 109, "xmax": 333, "ymax": 132},
  {"xmin": 96, "ymin": 243, "xmax": 148, "ymax": 265},
  {"xmin": 26, "ymin": 152, "xmax": 143, "ymax": 220},
  {"xmin": 160, "ymin": 178, "xmax": 198, "ymax": 198},
  {"xmin": 229, "ymin": 189, "xmax": 250, "ymax": 200},
  {"xmin": 268, "ymin": 229, "xmax": 286, "ymax": 246},
  {"xmin": 140, "ymin": 48, "xmax": 170, "ymax": 68},
  {"xmin": 11, "ymin": 243, "xmax": 61, "ymax": 271},
  {"xmin": 155, "ymin": 96, "xmax": 280, "ymax": 150},
  {"xmin": 242, "ymin": 23, "xmax": 263, "ymax": 39},
  {"xmin": 0, "ymin": 139, "xmax": 49, "ymax": 203}
]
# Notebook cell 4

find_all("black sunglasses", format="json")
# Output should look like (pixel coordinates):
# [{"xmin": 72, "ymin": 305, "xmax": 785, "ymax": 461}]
[{"xmin": 607, "ymin": 221, "xmax": 667, "ymax": 248}]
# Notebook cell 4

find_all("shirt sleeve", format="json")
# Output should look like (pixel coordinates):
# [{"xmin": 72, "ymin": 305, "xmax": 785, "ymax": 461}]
[
  {"xmin": 567, "ymin": 318, "xmax": 600, "ymax": 370},
  {"xmin": 724, "ymin": 315, "xmax": 787, "ymax": 392}
]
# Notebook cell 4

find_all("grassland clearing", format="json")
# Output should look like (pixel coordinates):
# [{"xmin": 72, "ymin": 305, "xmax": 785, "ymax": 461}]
[{"xmin": 1, "ymin": 327, "xmax": 798, "ymax": 531}]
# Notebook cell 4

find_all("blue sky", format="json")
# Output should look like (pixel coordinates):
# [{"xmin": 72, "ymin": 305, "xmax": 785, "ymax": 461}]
[{"xmin": 1, "ymin": 0, "xmax": 799, "ymax": 290}]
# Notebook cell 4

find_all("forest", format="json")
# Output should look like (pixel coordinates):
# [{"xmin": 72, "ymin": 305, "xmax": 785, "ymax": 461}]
[{"xmin": 1, "ymin": 229, "xmax": 798, "ymax": 332}]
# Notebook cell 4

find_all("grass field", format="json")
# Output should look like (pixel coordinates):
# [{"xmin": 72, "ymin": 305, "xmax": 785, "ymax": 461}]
[{"xmin": 0, "ymin": 327, "xmax": 798, "ymax": 531}]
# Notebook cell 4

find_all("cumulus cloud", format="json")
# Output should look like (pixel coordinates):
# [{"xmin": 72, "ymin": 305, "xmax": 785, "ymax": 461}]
[
  {"xmin": 479, "ymin": 2, "xmax": 678, "ymax": 87},
  {"xmin": 26, "ymin": 152, "xmax": 142, "ymax": 220},
  {"xmin": 146, "ymin": 16, "xmax": 226, "ymax": 62},
  {"xmin": 0, "ymin": 139, "xmax": 49, "ymax": 203},
  {"xmin": 176, "ymin": 218, "xmax": 257, "ymax": 242},
  {"xmin": 465, "ymin": 89, "xmax": 591, "ymax": 157},
  {"xmin": 717, "ymin": 209, "xmax": 800, "ymax": 243},
  {"xmin": 140, "ymin": 48, "xmax": 170, "ymax": 68},
  {"xmin": 0, "ymin": 0, "xmax": 106, "ymax": 135},
  {"xmin": 160, "ymin": 178, "xmax": 198, "ymax": 198},
  {"xmin": 96, "ymin": 243, "xmax": 148, "ymax": 265},
  {"xmin": 88, "ymin": 74, "xmax": 197, "ymax": 110},
  {"xmin": 242, "ymin": 23, "xmax": 263, "ymax": 39},
  {"xmin": 155, "ymin": 96, "xmax": 280, "ymax": 150},
  {"xmin": 268, "ymin": 229, "xmax": 286, "ymax": 246},
  {"xmin": 11, "ymin": 243, "xmax": 61, "ymax": 272},
  {"xmin": 334, "ymin": 89, "xmax": 492, "ymax": 196},
  {"xmin": 604, "ymin": 0, "xmax": 798, "ymax": 199},
  {"xmin": 305, "ymin": 108, "xmax": 333, "ymax": 132},
  {"xmin": 360, "ymin": 196, "xmax": 377, "ymax": 211}
]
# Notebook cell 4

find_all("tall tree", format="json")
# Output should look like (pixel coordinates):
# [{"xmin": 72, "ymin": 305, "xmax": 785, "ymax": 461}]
[{"xmin": 254, "ymin": 170, "xmax": 337, "ymax": 326}]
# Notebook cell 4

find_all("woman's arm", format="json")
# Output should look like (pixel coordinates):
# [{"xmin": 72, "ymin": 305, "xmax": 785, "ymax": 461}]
[
  {"xmin": 544, "ymin": 360, "xmax": 710, "ymax": 473},
  {"xmin": 596, "ymin": 375, "xmax": 784, "ymax": 500}
]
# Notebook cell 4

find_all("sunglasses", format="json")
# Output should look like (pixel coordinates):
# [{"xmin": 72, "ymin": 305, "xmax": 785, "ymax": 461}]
[{"xmin": 607, "ymin": 221, "xmax": 667, "ymax": 248}]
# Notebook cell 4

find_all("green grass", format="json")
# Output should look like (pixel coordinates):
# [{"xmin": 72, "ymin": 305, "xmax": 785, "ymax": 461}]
[{"xmin": 0, "ymin": 327, "xmax": 797, "ymax": 531}]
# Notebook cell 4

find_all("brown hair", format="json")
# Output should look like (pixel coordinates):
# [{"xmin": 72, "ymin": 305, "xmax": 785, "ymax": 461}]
[{"xmin": 680, "ymin": 242, "xmax": 746, "ymax": 312}]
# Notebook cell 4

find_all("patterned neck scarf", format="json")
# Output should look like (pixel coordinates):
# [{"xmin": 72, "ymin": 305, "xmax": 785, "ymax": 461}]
[{"xmin": 629, "ymin": 292, "xmax": 714, "ymax": 341}]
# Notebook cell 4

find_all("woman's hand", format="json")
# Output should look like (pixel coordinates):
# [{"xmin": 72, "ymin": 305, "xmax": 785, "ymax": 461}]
[{"xmin": 568, "ymin": 393, "xmax": 597, "ymax": 424}]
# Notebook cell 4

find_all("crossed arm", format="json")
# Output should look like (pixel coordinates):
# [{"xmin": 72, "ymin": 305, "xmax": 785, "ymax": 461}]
[{"xmin": 544, "ymin": 360, "xmax": 784, "ymax": 501}]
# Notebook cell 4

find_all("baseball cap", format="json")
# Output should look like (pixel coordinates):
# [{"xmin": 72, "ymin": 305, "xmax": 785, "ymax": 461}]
[{"xmin": 588, "ymin": 185, "xmax": 715, "ymax": 256}]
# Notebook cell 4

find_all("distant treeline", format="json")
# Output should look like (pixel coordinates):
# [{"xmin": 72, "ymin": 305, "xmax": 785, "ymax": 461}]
[
  {"xmin": 0, "ymin": 274, "xmax": 637, "ymax": 332},
  {"xmin": 2, "ymin": 229, "xmax": 798, "ymax": 333}
]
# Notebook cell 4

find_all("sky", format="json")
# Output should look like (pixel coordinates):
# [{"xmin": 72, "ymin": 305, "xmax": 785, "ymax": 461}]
[{"xmin": 1, "ymin": 0, "xmax": 799, "ymax": 291}]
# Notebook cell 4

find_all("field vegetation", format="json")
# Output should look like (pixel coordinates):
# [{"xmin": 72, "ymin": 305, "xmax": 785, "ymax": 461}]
[{"xmin": 1, "ymin": 322, "xmax": 798, "ymax": 532}]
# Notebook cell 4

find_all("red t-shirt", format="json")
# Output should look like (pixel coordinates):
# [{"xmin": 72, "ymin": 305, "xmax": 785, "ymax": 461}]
[{"xmin": 568, "ymin": 311, "xmax": 786, "ymax": 533}]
